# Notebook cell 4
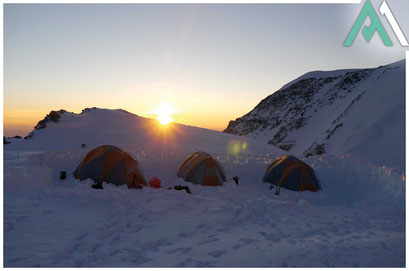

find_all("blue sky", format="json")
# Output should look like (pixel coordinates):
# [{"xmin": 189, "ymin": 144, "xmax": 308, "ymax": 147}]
[{"xmin": 4, "ymin": 1, "xmax": 409, "ymax": 136}]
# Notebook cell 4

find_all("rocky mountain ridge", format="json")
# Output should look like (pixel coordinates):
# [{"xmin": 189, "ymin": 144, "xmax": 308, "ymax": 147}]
[{"xmin": 224, "ymin": 60, "xmax": 405, "ymax": 169}]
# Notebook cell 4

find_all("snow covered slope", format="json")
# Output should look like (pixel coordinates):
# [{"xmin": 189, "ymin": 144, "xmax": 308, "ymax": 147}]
[
  {"xmin": 3, "ymin": 107, "xmax": 405, "ymax": 267},
  {"xmin": 224, "ymin": 60, "xmax": 405, "ymax": 170},
  {"xmin": 4, "ymin": 151, "xmax": 405, "ymax": 267},
  {"xmin": 5, "ymin": 107, "xmax": 282, "ymax": 156}
]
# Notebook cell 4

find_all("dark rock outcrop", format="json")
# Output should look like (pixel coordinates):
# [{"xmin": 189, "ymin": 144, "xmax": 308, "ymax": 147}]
[
  {"xmin": 34, "ymin": 110, "xmax": 66, "ymax": 130},
  {"xmin": 4, "ymin": 136, "xmax": 10, "ymax": 145},
  {"xmin": 223, "ymin": 62, "xmax": 397, "ymax": 158}
]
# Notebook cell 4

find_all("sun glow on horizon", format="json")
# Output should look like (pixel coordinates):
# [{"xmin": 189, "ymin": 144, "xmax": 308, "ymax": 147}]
[
  {"xmin": 150, "ymin": 101, "xmax": 178, "ymax": 126},
  {"xmin": 158, "ymin": 113, "xmax": 173, "ymax": 125}
]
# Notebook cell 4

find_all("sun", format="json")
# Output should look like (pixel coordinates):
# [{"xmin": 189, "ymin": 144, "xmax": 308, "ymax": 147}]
[
  {"xmin": 158, "ymin": 113, "xmax": 173, "ymax": 125},
  {"xmin": 153, "ymin": 101, "xmax": 177, "ymax": 125}
]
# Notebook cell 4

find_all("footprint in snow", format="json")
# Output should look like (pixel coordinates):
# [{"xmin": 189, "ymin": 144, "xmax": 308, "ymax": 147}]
[
  {"xmin": 239, "ymin": 238, "xmax": 257, "ymax": 244},
  {"xmin": 197, "ymin": 238, "xmax": 219, "ymax": 245},
  {"xmin": 64, "ymin": 232, "xmax": 90, "ymax": 253},
  {"xmin": 196, "ymin": 223, "xmax": 208, "ymax": 229},
  {"xmin": 177, "ymin": 231, "xmax": 195, "ymax": 238},
  {"xmin": 142, "ymin": 238, "xmax": 173, "ymax": 252},
  {"xmin": 7, "ymin": 256, "xmax": 29, "ymax": 263},
  {"xmin": 109, "ymin": 234, "xmax": 121, "ymax": 245},
  {"xmin": 232, "ymin": 244, "xmax": 241, "ymax": 249},
  {"xmin": 380, "ymin": 242, "xmax": 392, "ymax": 251},
  {"xmin": 208, "ymin": 250, "xmax": 227, "ymax": 258},
  {"xmin": 89, "ymin": 242, "xmax": 102, "ymax": 253},
  {"xmin": 132, "ymin": 224, "xmax": 144, "ymax": 232},
  {"xmin": 167, "ymin": 247, "xmax": 192, "ymax": 254}
]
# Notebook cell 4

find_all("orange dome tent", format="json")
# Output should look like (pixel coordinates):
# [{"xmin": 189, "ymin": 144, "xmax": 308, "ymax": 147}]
[
  {"xmin": 74, "ymin": 145, "xmax": 146, "ymax": 189},
  {"xmin": 177, "ymin": 151, "xmax": 226, "ymax": 186},
  {"xmin": 263, "ymin": 155, "xmax": 321, "ymax": 193}
]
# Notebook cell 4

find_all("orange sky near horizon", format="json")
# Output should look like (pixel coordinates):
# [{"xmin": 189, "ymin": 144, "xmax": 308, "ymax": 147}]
[
  {"xmin": 3, "ymin": 100, "xmax": 258, "ymax": 137},
  {"xmin": 3, "ymin": 71, "xmax": 266, "ymax": 137},
  {"xmin": 4, "ymin": 3, "xmax": 408, "ymax": 138}
]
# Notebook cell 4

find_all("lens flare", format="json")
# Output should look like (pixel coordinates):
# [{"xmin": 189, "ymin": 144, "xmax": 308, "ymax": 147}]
[{"xmin": 227, "ymin": 140, "xmax": 248, "ymax": 156}]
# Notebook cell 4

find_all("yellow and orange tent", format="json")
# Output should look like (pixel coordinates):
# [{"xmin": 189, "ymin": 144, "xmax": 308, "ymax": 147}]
[
  {"xmin": 263, "ymin": 155, "xmax": 321, "ymax": 192},
  {"xmin": 177, "ymin": 151, "xmax": 226, "ymax": 186},
  {"xmin": 74, "ymin": 145, "xmax": 146, "ymax": 189}
]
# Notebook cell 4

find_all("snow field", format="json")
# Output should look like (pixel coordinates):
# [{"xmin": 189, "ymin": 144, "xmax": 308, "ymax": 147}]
[{"xmin": 4, "ymin": 149, "xmax": 405, "ymax": 267}]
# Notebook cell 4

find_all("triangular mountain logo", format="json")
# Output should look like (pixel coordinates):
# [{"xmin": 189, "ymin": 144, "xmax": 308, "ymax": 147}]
[{"xmin": 344, "ymin": 0, "xmax": 392, "ymax": 46}]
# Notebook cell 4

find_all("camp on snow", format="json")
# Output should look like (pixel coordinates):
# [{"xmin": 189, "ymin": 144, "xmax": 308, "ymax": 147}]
[
  {"xmin": 74, "ymin": 145, "xmax": 147, "ymax": 189},
  {"xmin": 263, "ymin": 155, "xmax": 321, "ymax": 193},
  {"xmin": 177, "ymin": 151, "xmax": 226, "ymax": 186},
  {"xmin": 74, "ymin": 146, "xmax": 320, "ymax": 193}
]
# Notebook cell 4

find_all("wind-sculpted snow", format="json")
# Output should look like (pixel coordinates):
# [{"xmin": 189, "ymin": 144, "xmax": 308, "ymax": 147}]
[
  {"xmin": 4, "ymin": 150, "xmax": 405, "ymax": 267},
  {"xmin": 224, "ymin": 60, "xmax": 405, "ymax": 170}
]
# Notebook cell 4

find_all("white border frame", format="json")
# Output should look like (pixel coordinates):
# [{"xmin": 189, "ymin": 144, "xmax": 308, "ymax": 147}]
[{"xmin": 1, "ymin": 1, "xmax": 407, "ymax": 270}]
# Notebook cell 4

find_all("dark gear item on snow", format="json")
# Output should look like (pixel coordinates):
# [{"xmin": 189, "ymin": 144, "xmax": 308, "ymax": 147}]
[
  {"xmin": 60, "ymin": 171, "xmax": 67, "ymax": 180},
  {"xmin": 174, "ymin": 185, "xmax": 192, "ymax": 194},
  {"xmin": 92, "ymin": 182, "xmax": 103, "ymax": 189}
]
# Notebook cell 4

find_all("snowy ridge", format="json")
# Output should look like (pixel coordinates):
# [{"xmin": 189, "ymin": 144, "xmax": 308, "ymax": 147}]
[
  {"xmin": 5, "ymin": 107, "xmax": 282, "ymax": 156},
  {"xmin": 224, "ymin": 60, "xmax": 405, "ymax": 170}
]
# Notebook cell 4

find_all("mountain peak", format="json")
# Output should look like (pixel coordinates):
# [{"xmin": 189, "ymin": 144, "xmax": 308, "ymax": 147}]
[
  {"xmin": 24, "ymin": 107, "xmax": 140, "ymax": 140},
  {"xmin": 224, "ymin": 60, "xmax": 405, "ymax": 169}
]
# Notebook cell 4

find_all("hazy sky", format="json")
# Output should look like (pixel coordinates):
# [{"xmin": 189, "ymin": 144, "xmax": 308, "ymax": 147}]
[{"xmin": 4, "ymin": 1, "xmax": 409, "ymax": 136}]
